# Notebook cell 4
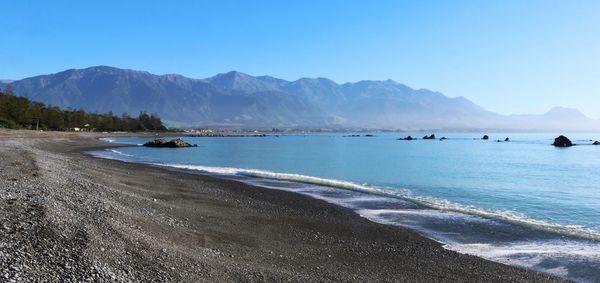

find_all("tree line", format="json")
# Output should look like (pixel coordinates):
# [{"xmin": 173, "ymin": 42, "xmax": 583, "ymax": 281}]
[{"xmin": 0, "ymin": 88, "xmax": 167, "ymax": 131}]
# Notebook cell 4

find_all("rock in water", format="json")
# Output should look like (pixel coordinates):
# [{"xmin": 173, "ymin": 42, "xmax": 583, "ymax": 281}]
[
  {"xmin": 482, "ymin": 135, "xmax": 489, "ymax": 140},
  {"xmin": 143, "ymin": 138, "xmax": 197, "ymax": 148},
  {"xmin": 593, "ymin": 141, "xmax": 600, "ymax": 145},
  {"xmin": 552, "ymin": 135, "xmax": 573, "ymax": 147},
  {"xmin": 504, "ymin": 137, "xmax": 510, "ymax": 142},
  {"xmin": 143, "ymin": 139, "xmax": 168, "ymax": 147},
  {"xmin": 170, "ymin": 138, "xmax": 197, "ymax": 147},
  {"xmin": 423, "ymin": 134, "xmax": 436, "ymax": 140},
  {"xmin": 398, "ymin": 136, "xmax": 415, "ymax": 141}
]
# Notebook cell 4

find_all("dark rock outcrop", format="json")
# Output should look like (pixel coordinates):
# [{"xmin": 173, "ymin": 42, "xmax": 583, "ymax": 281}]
[
  {"xmin": 423, "ymin": 134, "xmax": 436, "ymax": 140},
  {"xmin": 552, "ymin": 135, "xmax": 573, "ymax": 147},
  {"xmin": 593, "ymin": 141, "xmax": 600, "ymax": 145},
  {"xmin": 504, "ymin": 137, "xmax": 510, "ymax": 142},
  {"xmin": 143, "ymin": 138, "xmax": 197, "ymax": 148},
  {"xmin": 398, "ymin": 136, "xmax": 415, "ymax": 141},
  {"xmin": 482, "ymin": 135, "xmax": 489, "ymax": 140},
  {"xmin": 439, "ymin": 137, "xmax": 447, "ymax": 141}
]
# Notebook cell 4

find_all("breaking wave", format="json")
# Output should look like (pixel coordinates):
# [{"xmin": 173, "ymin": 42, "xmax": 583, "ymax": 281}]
[{"xmin": 156, "ymin": 163, "xmax": 600, "ymax": 242}]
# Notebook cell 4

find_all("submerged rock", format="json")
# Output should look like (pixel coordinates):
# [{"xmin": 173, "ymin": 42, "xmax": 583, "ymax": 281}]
[
  {"xmin": 552, "ymin": 135, "xmax": 573, "ymax": 147},
  {"xmin": 439, "ymin": 137, "xmax": 447, "ymax": 141},
  {"xmin": 143, "ymin": 138, "xmax": 197, "ymax": 148},
  {"xmin": 398, "ymin": 136, "xmax": 415, "ymax": 141},
  {"xmin": 482, "ymin": 135, "xmax": 489, "ymax": 140}
]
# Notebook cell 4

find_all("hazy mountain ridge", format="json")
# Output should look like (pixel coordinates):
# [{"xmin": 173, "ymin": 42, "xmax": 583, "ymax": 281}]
[
  {"xmin": 504, "ymin": 107, "xmax": 599, "ymax": 131},
  {"xmin": 1, "ymin": 66, "xmax": 598, "ymax": 130}
]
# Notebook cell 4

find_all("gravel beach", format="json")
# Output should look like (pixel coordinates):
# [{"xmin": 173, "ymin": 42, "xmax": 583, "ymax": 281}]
[{"xmin": 0, "ymin": 129, "xmax": 569, "ymax": 282}]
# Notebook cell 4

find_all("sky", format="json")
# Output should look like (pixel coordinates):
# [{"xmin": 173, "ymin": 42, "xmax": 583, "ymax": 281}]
[{"xmin": 1, "ymin": 0, "xmax": 599, "ymax": 117}]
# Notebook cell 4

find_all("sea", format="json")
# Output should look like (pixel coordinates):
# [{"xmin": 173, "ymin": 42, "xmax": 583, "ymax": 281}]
[{"xmin": 92, "ymin": 133, "xmax": 600, "ymax": 282}]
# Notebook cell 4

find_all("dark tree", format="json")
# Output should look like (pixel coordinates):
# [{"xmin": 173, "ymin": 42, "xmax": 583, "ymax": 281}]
[{"xmin": 0, "ymin": 90, "xmax": 167, "ymax": 132}]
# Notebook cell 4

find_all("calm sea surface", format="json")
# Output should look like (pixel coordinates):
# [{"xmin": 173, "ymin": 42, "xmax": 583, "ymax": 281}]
[{"xmin": 93, "ymin": 133, "xmax": 600, "ymax": 282}]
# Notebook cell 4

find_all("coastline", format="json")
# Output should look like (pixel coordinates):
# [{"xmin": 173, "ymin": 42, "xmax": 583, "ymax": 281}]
[{"xmin": 0, "ymin": 129, "xmax": 568, "ymax": 282}]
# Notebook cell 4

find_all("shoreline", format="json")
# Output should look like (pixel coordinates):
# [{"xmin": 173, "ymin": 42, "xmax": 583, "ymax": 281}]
[
  {"xmin": 0, "ymin": 129, "xmax": 568, "ymax": 282},
  {"xmin": 95, "ymin": 135, "xmax": 600, "ymax": 282}
]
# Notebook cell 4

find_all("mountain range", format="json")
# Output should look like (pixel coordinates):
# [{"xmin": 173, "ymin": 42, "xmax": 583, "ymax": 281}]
[{"xmin": 1, "ymin": 66, "xmax": 598, "ymax": 131}]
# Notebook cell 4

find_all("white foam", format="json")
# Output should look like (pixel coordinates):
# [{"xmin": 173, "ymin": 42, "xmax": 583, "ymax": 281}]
[
  {"xmin": 98, "ymin": 137, "xmax": 141, "ymax": 145},
  {"xmin": 444, "ymin": 241, "xmax": 600, "ymax": 280},
  {"xmin": 357, "ymin": 208, "xmax": 491, "ymax": 223},
  {"xmin": 447, "ymin": 241, "xmax": 600, "ymax": 258},
  {"xmin": 166, "ymin": 163, "xmax": 384, "ymax": 192},
  {"xmin": 109, "ymin": 149, "xmax": 133, "ymax": 157},
  {"xmin": 156, "ymin": 163, "xmax": 600, "ymax": 241}
]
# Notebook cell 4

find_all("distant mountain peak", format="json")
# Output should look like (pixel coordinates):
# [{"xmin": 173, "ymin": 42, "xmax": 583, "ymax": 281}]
[
  {"xmin": 208, "ymin": 71, "xmax": 286, "ymax": 92},
  {"xmin": 294, "ymin": 77, "xmax": 338, "ymax": 86},
  {"xmin": 546, "ymin": 106, "xmax": 581, "ymax": 114},
  {"xmin": 81, "ymin": 65, "xmax": 134, "ymax": 74},
  {"xmin": 544, "ymin": 107, "xmax": 588, "ymax": 118},
  {"xmin": 86, "ymin": 65, "xmax": 120, "ymax": 71},
  {"xmin": 214, "ymin": 70, "xmax": 252, "ymax": 79}
]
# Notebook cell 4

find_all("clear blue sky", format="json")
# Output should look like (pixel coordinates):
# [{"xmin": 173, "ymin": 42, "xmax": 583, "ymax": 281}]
[{"xmin": 2, "ymin": 0, "xmax": 599, "ymax": 117}]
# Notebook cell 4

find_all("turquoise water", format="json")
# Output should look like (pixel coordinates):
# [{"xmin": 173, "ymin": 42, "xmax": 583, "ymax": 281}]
[{"xmin": 93, "ymin": 133, "xmax": 600, "ymax": 282}]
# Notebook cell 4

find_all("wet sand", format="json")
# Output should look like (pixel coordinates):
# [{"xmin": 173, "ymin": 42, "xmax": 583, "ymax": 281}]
[{"xmin": 0, "ymin": 129, "xmax": 568, "ymax": 282}]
